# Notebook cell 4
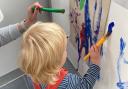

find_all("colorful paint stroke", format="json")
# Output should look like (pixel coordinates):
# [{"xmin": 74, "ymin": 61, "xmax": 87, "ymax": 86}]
[
  {"xmin": 117, "ymin": 37, "xmax": 128, "ymax": 89},
  {"xmin": 70, "ymin": 0, "xmax": 111, "ymax": 73},
  {"xmin": 76, "ymin": 0, "xmax": 103, "ymax": 70},
  {"xmin": 70, "ymin": 8, "xmax": 81, "ymax": 35},
  {"xmin": 84, "ymin": 0, "xmax": 102, "ymax": 54}
]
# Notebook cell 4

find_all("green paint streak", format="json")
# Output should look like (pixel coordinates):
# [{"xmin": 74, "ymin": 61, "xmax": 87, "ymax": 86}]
[{"xmin": 80, "ymin": 0, "xmax": 86, "ymax": 10}]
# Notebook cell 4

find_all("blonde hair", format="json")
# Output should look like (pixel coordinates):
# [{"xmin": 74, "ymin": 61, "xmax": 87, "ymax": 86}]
[{"xmin": 19, "ymin": 22, "xmax": 66, "ymax": 84}]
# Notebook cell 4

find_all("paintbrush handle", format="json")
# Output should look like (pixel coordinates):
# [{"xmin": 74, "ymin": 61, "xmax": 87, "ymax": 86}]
[
  {"xmin": 32, "ymin": 7, "xmax": 65, "ymax": 13},
  {"xmin": 40, "ymin": 8, "xmax": 65, "ymax": 13},
  {"xmin": 84, "ymin": 53, "xmax": 90, "ymax": 61},
  {"xmin": 96, "ymin": 36, "xmax": 107, "ymax": 47},
  {"xmin": 84, "ymin": 36, "xmax": 107, "ymax": 61}
]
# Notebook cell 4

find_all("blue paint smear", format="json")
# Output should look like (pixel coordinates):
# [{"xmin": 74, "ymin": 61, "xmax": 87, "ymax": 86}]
[
  {"xmin": 117, "ymin": 82, "xmax": 128, "ymax": 89},
  {"xmin": 120, "ymin": 38, "xmax": 126, "ymax": 55},
  {"xmin": 124, "ymin": 59, "xmax": 128, "ymax": 64},
  {"xmin": 84, "ymin": 0, "xmax": 92, "ymax": 55},
  {"xmin": 84, "ymin": 0, "xmax": 101, "ymax": 80},
  {"xmin": 84, "ymin": 0, "xmax": 93, "ymax": 69},
  {"xmin": 117, "ymin": 53, "xmax": 123, "ymax": 89},
  {"xmin": 92, "ymin": 0, "xmax": 103, "ymax": 59},
  {"xmin": 117, "ymin": 37, "xmax": 128, "ymax": 89},
  {"xmin": 94, "ymin": 1, "xmax": 102, "ymax": 36},
  {"xmin": 76, "ymin": 0, "xmax": 102, "ymax": 73},
  {"xmin": 94, "ymin": 0, "xmax": 97, "ymax": 11}
]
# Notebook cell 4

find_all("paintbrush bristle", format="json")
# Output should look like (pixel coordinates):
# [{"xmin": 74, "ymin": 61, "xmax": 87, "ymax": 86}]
[{"xmin": 106, "ymin": 22, "xmax": 115, "ymax": 37}]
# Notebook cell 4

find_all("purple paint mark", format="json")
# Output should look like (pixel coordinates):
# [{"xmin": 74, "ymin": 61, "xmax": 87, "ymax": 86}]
[
  {"xmin": 75, "ymin": 0, "xmax": 80, "ymax": 7},
  {"xmin": 117, "ymin": 37, "xmax": 128, "ymax": 89},
  {"xmin": 70, "ymin": 8, "xmax": 81, "ymax": 71},
  {"xmin": 70, "ymin": 8, "xmax": 81, "ymax": 33}
]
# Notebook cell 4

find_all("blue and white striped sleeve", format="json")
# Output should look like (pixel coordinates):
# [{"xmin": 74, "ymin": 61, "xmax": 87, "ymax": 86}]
[{"xmin": 67, "ymin": 64, "xmax": 100, "ymax": 89}]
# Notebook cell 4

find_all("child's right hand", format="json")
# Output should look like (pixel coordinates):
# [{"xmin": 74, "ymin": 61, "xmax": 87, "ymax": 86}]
[{"xmin": 89, "ymin": 45, "xmax": 100, "ymax": 65}]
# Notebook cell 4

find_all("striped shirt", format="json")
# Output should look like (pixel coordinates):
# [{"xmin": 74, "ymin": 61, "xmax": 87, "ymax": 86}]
[{"xmin": 27, "ymin": 64, "xmax": 100, "ymax": 89}]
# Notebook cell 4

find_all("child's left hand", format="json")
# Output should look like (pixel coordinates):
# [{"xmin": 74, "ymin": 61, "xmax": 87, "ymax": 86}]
[{"xmin": 25, "ymin": 2, "xmax": 42, "ymax": 27}]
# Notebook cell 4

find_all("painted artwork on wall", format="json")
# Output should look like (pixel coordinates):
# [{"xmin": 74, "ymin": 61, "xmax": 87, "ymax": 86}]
[
  {"xmin": 69, "ymin": 0, "xmax": 111, "ymax": 72},
  {"xmin": 90, "ymin": 1, "xmax": 128, "ymax": 89},
  {"xmin": 70, "ymin": 1, "xmax": 128, "ymax": 89}
]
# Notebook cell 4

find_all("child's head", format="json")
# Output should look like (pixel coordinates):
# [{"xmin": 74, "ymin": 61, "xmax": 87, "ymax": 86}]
[{"xmin": 19, "ymin": 22, "xmax": 67, "ymax": 84}]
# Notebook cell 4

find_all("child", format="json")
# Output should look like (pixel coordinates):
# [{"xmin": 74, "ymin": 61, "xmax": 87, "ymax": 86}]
[{"xmin": 19, "ymin": 22, "xmax": 100, "ymax": 89}]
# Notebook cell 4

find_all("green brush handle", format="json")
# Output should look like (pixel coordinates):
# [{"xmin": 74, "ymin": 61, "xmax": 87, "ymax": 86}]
[{"xmin": 32, "ymin": 7, "xmax": 65, "ymax": 13}]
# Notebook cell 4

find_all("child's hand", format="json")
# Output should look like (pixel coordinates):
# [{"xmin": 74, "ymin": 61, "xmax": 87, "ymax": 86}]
[
  {"xmin": 25, "ymin": 2, "xmax": 42, "ymax": 27},
  {"xmin": 89, "ymin": 45, "xmax": 100, "ymax": 65},
  {"xmin": 18, "ymin": 2, "xmax": 42, "ymax": 33}
]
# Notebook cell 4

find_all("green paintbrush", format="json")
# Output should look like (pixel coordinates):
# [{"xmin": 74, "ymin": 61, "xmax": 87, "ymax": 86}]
[{"xmin": 32, "ymin": 7, "xmax": 65, "ymax": 13}]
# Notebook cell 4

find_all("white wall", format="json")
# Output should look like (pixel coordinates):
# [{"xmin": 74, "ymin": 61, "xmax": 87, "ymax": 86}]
[
  {"xmin": 114, "ymin": 0, "xmax": 128, "ymax": 9},
  {"xmin": 0, "ymin": 0, "xmax": 51, "ymax": 77},
  {"xmin": 51, "ymin": 0, "xmax": 70, "ymax": 36}
]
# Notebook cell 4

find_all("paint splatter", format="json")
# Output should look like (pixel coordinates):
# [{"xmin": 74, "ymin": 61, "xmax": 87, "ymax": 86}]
[
  {"xmin": 117, "ymin": 37, "xmax": 128, "ymax": 89},
  {"xmin": 70, "ymin": 8, "xmax": 81, "ymax": 34},
  {"xmin": 70, "ymin": 8, "xmax": 81, "ymax": 57},
  {"xmin": 94, "ymin": 0, "xmax": 97, "ymax": 11},
  {"xmin": 70, "ymin": 8, "xmax": 81, "ymax": 71}
]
